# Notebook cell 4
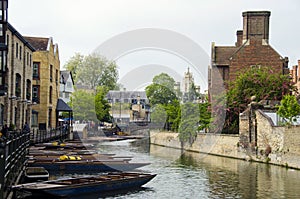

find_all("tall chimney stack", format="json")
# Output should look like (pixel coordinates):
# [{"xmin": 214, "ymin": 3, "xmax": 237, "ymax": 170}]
[
  {"xmin": 235, "ymin": 30, "xmax": 243, "ymax": 47},
  {"xmin": 242, "ymin": 11, "xmax": 271, "ymax": 44}
]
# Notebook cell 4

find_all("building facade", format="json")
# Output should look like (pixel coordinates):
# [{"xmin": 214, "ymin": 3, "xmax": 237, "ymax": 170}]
[
  {"xmin": 290, "ymin": 60, "xmax": 300, "ymax": 93},
  {"xmin": 60, "ymin": 70, "xmax": 74, "ymax": 103},
  {"xmin": 106, "ymin": 91, "xmax": 150, "ymax": 124},
  {"xmin": 209, "ymin": 11, "xmax": 289, "ymax": 97},
  {"xmin": 0, "ymin": 22, "xmax": 35, "ymax": 130},
  {"xmin": 24, "ymin": 36, "xmax": 60, "ymax": 130}
]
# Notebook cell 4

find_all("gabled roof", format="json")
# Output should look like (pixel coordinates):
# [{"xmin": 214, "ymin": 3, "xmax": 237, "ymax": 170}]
[
  {"xmin": 56, "ymin": 99, "xmax": 72, "ymax": 112},
  {"xmin": 213, "ymin": 46, "xmax": 238, "ymax": 66},
  {"xmin": 60, "ymin": 70, "xmax": 74, "ymax": 85},
  {"xmin": 23, "ymin": 36, "xmax": 49, "ymax": 51}
]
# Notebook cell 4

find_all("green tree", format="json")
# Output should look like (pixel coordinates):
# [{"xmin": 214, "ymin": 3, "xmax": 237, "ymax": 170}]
[
  {"xmin": 152, "ymin": 73, "xmax": 176, "ymax": 91},
  {"xmin": 146, "ymin": 73, "xmax": 181, "ymax": 130},
  {"xmin": 178, "ymin": 102, "xmax": 199, "ymax": 144},
  {"xmin": 95, "ymin": 86, "xmax": 112, "ymax": 122},
  {"xmin": 67, "ymin": 53, "xmax": 118, "ymax": 90},
  {"xmin": 198, "ymin": 101, "xmax": 211, "ymax": 132},
  {"xmin": 70, "ymin": 90, "xmax": 98, "ymax": 122},
  {"xmin": 64, "ymin": 53, "xmax": 84, "ymax": 82},
  {"xmin": 146, "ymin": 73, "xmax": 178, "ymax": 106},
  {"xmin": 224, "ymin": 67, "xmax": 296, "ymax": 133},
  {"xmin": 277, "ymin": 94, "xmax": 300, "ymax": 125},
  {"xmin": 150, "ymin": 104, "xmax": 167, "ymax": 128},
  {"xmin": 164, "ymin": 100, "xmax": 181, "ymax": 131},
  {"xmin": 146, "ymin": 83, "xmax": 178, "ymax": 105}
]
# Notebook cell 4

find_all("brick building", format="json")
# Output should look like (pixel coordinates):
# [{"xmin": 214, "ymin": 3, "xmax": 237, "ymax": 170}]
[
  {"xmin": 209, "ymin": 11, "xmax": 289, "ymax": 96},
  {"xmin": 290, "ymin": 60, "xmax": 300, "ymax": 93},
  {"xmin": 24, "ymin": 36, "xmax": 60, "ymax": 130}
]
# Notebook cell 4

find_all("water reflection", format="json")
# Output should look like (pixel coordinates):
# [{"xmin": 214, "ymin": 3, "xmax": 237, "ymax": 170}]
[
  {"xmin": 150, "ymin": 144, "xmax": 300, "ymax": 199},
  {"xmin": 24, "ymin": 139, "xmax": 300, "ymax": 199}
]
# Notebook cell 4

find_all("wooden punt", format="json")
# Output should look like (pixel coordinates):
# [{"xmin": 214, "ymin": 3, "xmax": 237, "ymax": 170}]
[{"xmin": 13, "ymin": 172, "xmax": 156, "ymax": 197}]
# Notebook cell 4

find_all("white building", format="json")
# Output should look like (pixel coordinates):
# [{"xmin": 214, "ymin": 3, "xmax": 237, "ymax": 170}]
[{"xmin": 60, "ymin": 70, "xmax": 74, "ymax": 103}]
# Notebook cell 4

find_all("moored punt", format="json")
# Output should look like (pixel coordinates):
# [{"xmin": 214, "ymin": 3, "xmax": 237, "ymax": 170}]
[
  {"xmin": 34, "ymin": 142, "xmax": 95, "ymax": 149},
  {"xmin": 28, "ymin": 160, "xmax": 150, "ymax": 174},
  {"xmin": 29, "ymin": 148, "xmax": 113, "ymax": 156},
  {"xmin": 13, "ymin": 172, "xmax": 156, "ymax": 197},
  {"xmin": 28, "ymin": 153, "xmax": 133, "ymax": 161},
  {"xmin": 23, "ymin": 167, "xmax": 49, "ymax": 183}
]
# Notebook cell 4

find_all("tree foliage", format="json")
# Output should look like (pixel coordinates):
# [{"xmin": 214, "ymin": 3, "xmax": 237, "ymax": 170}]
[
  {"xmin": 64, "ymin": 53, "xmax": 84, "ymax": 82},
  {"xmin": 64, "ymin": 53, "xmax": 118, "ymax": 90},
  {"xmin": 150, "ymin": 104, "xmax": 167, "ymax": 128},
  {"xmin": 95, "ymin": 86, "xmax": 112, "ymax": 122},
  {"xmin": 146, "ymin": 83, "xmax": 178, "ymax": 106},
  {"xmin": 146, "ymin": 73, "xmax": 181, "ymax": 130},
  {"xmin": 277, "ymin": 94, "xmax": 300, "ymax": 125},
  {"xmin": 198, "ymin": 101, "xmax": 211, "ymax": 132},
  {"xmin": 178, "ymin": 102, "xmax": 199, "ymax": 143},
  {"xmin": 152, "ymin": 73, "xmax": 176, "ymax": 91},
  {"xmin": 69, "ymin": 90, "xmax": 98, "ymax": 122},
  {"xmin": 224, "ymin": 67, "xmax": 296, "ymax": 133},
  {"xmin": 145, "ymin": 73, "xmax": 178, "ymax": 106}
]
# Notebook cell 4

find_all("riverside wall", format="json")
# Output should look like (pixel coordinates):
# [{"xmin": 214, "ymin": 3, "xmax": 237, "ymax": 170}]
[
  {"xmin": 150, "ymin": 114, "xmax": 300, "ymax": 170},
  {"xmin": 149, "ymin": 131, "xmax": 243, "ymax": 159}
]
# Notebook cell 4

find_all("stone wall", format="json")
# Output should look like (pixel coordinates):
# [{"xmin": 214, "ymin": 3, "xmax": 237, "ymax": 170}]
[
  {"xmin": 150, "ymin": 130, "xmax": 241, "ymax": 159},
  {"xmin": 150, "ymin": 110, "xmax": 300, "ymax": 169}
]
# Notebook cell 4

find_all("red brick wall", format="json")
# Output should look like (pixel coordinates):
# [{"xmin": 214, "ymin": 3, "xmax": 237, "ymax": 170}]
[{"xmin": 229, "ymin": 39, "xmax": 285, "ymax": 82}]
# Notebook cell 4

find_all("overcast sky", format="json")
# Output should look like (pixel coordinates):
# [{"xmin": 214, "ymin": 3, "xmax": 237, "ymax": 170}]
[{"xmin": 9, "ymin": 0, "xmax": 300, "ymax": 91}]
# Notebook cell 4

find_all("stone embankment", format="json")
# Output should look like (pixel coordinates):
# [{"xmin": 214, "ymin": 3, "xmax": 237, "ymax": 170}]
[{"xmin": 149, "ymin": 129, "xmax": 300, "ymax": 170}]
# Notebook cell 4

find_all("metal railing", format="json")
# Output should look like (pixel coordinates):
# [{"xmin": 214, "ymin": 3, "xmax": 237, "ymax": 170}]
[
  {"xmin": 0, "ymin": 130, "xmax": 30, "ymax": 199},
  {"xmin": 0, "ymin": 127, "xmax": 70, "ymax": 199},
  {"xmin": 30, "ymin": 127, "xmax": 69, "ymax": 145}
]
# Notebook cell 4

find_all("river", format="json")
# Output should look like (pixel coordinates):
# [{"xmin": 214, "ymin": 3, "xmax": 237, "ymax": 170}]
[{"xmin": 88, "ymin": 138, "xmax": 300, "ymax": 199}]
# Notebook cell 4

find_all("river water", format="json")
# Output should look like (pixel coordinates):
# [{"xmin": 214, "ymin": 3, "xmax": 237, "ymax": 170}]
[{"xmin": 94, "ymin": 138, "xmax": 300, "ymax": 199}]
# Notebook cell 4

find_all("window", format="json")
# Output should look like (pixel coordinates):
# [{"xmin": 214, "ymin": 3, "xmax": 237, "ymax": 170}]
[
  {"xmin": 59, "ymin": 91, "xmax": 63, "ymax": 98},
  {"xmin": 31, "ymin": 112, "xmax": 38, "ymax": 127},
  {"xmin": 0, "ymin": 104, "xmax": 3, "ymax": 125},
  {"xmin": 16, "ymin": 42, "xmax": 18, "ymax": 58},
  {"xmin": 6, "ymin": 35, "xmax": 8, "ymax": 46},
  {"xmin": 0, "ymin": 50, "xmax": 7, "ymax": 72},
  {"xmin": 15, "ymin": 73, "xmax": 21, "ymax": 97},
  {"xmin": 19, "ymin": 46, "xmax": 22, "ymax": 60},
  {"xmin": 55, "ymin": 69, "xmax": 58, "ymax": 83},
  {"xmin": 33, "ymin": 62, "xmax": 40, "ymax": 79},
  {"xmin": 50, "ymin": 65, "xmax": 53, "ymax": 82},
  {"xmin": 65, "ymin": 92, "xmax": 69, "ymax": 98},
  {"xmin": 29, "ymin": 54, "xmax": 32, "ymax": 67},
  {"xmin": 26, "ymin": 80, "xmax": 31, "ymax": 100},
  {"xmin": 250, "ymin": 65, "xmax": 261, "ymax": 69},
  {"xmin": 0, "ymin": 24, "xmax": 3, "ymax": 36},
  {"xmin": 32, "ymin": 86, "xmax": 39, "ymax": 103},
  {"xmin": 26, "ymin": 52, "xmax": 29, "ymax": 65},
  {"xmin": 49, "ymin": 86, "xmax": 52, "ymax": 104}
]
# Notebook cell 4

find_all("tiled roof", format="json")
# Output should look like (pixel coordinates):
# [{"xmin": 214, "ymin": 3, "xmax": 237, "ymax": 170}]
[
  {"xmin": 214, "ymin": 46, "xmax": 237, "ymax": 65},
  {"xmin": 23, "ymin": 36, "xmax": 49, "ymax": 51}
]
